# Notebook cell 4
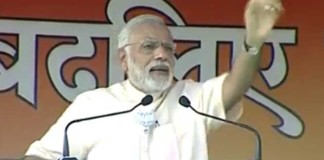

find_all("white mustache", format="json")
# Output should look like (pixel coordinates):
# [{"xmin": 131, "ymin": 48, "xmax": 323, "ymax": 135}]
[{"xmin": 146, "ymin": 61, "xmax": 171, "ymax": 71}]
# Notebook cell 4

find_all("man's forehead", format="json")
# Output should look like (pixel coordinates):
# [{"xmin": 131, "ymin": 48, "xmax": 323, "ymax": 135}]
[
  {"xmin": 129, "ymin": 24, "xmax": 173, "ymax": 42},
  {"xmin": 136, "ymin": 36, "xmax": 173, "ymax": 42}
]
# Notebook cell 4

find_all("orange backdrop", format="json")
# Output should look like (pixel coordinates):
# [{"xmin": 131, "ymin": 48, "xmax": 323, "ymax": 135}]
[{"xmin": 0, "ymin": 0, "xmax": 323, "ymax": 159}]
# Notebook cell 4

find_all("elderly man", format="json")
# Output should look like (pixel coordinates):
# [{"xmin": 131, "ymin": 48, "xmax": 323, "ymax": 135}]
[{"xmin": 23, "ymin": 0, "xmax": 283, "ymax": 159}]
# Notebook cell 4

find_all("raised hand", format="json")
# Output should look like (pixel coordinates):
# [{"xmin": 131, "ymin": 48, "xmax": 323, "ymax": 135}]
[{"xmin": 244, "ymin": 0, "xmax": 284, "ymax": 48}]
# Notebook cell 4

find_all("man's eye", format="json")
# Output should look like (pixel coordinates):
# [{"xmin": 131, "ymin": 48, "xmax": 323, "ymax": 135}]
[
  {"xmin": 163, "ymin": 43, "xmax": 176, "ymax": 53},
  {"xmin": 142, "ymin": 43, "xmax": 157, "ymax": 50},
  {"xmin": 164, "ymin": 45, "xmax": 174, "ymax": 52}
]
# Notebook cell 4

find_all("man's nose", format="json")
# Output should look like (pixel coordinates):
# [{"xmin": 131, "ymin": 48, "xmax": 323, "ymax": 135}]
[{"xmin": 153, "ymin": 46, "xmax": 169, "ymax": 60}]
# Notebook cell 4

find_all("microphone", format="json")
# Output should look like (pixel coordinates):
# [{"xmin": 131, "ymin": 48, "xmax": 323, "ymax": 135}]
[
  {"xmin": 59, "ymin": 95, "xmax": 153, "ymax": 160},
  {"xmin": 178, "ymin": 95, "xmax": 262, "ymax": 160}
]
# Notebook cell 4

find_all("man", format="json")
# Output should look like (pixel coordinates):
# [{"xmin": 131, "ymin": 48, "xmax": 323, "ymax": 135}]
[{"xmin": 23, "ymin": 0, "xmax": 283, "ymax": 159}]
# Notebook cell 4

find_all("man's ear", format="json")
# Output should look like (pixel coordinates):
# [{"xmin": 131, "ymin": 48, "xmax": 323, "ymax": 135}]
[{"xmin": 118, "ymin": 49, "xmax": 128, "ymax": 72}]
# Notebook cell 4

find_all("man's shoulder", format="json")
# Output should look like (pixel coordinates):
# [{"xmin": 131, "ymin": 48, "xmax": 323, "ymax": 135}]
[
  {"xmin": 74, "ymin": 81, "xmax": 125, "ymax": 101},
  {"xmin": 172, "ymin": 73, "xmax": 228, "ymax": 93},
  {"xmin": 174, "ymin": 79, "xmax": 201, "ymax": 88},
  {"xmin": 174, "ymin": 73, "xmax": 229, "ymax": 88},
  {"xmin": 171, "ymin": 79, "xmax": 202, "ymax": 94}
]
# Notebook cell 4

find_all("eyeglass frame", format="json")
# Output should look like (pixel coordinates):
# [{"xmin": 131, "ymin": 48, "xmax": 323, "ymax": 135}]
[{"xmin": 121, "ymin": 39, "xmax": 177, "ymax": 55}]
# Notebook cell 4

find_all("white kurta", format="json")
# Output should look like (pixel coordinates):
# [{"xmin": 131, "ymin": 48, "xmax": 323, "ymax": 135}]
[{"xmin": 25, "ymin": 73, "xmax": 242, "ymax": 160}]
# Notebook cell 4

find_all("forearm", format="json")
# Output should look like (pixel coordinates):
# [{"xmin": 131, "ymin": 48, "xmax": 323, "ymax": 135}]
[
  {"xmin": 231, "ymin": 47, "xmax": 261, "ymax": 87},
  {"xmin": 220, "ymin": 0, "xmax": 284, "ymax": 110},
  {"xmin": 223, "ymin": 45, "xmax": 262, "ymax": 109}
]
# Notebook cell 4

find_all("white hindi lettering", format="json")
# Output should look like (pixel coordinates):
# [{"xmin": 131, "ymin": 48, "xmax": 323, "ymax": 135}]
[
  {"xmin": 0, "ymin": 19, "xmax": 119, "ymax": 105},
  {"xmin": 0, "ymin": 25, "xmax": 38, "ymax": 107},
  {"xmin": 0, "ymin": 0, "xmax": 303, "ymax": 137}
]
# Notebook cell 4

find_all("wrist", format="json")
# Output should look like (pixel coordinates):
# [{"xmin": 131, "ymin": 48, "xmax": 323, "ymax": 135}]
[{"xmin": 243, "ymin": 37, "xmax": 261, "ymax": 55}]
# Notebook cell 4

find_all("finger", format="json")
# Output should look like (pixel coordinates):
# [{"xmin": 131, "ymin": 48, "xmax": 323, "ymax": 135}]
[
  {"xmin": 263, "ymin": 4, "xmax": 283, "ymax": 14},
  {"xmin": 244, "ymin": 0, "xmax": 281, "ymax": 18},
  {"xmin": 261, "ymin": 0, "xmax": 284, "ymax": 12}
]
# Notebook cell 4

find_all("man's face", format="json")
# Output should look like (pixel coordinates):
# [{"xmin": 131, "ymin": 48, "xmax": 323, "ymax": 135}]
[{"xmin": 121, "ymin": 23, "xmax": 176, "ymax": 93}]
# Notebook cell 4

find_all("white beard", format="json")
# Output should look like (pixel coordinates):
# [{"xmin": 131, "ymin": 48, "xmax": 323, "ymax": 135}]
[{"xmin": 126, "ymin": 56, "xmax": 174, "ymax": 94}]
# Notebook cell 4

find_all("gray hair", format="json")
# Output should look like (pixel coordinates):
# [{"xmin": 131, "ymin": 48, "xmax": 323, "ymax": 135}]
[{"xmin": 117, "ymin": 14, "xmax": 166, "ymax": 49}]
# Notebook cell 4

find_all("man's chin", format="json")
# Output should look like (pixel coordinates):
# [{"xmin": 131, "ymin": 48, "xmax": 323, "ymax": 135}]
[{"xmin": 143, "ymin": 80, "xmax": 172, "ymax": 93}]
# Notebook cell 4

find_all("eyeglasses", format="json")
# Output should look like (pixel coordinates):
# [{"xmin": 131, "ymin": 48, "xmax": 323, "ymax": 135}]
[{"xmin": 123, "ymin": 39, "xmax": 177, "ymax": 55}]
